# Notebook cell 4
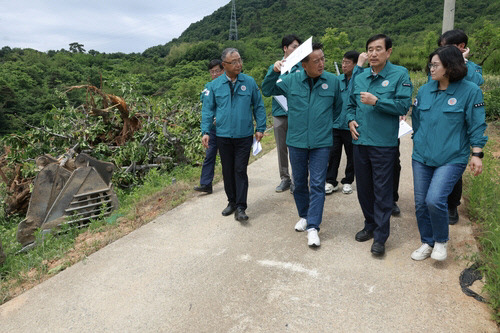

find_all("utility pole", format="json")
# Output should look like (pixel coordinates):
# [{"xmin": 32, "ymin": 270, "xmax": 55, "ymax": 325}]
[
  {"xmin": 442, "ymin": 0, "xmax": 455, "ymax": 33},
  {"xmin": 229, "ymin": 0, "xmax": 238, "ymax": 40}
]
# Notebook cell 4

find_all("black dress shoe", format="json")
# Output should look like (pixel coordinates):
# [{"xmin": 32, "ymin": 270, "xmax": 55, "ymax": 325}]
[
  {"xmin": 371, "ymin": 242, "xmax": 385, "ymax": 256},
  {"xmin": 234, "ymin": 207, "xmax": 248, "ymax": 222},
  {"xmin": 448, "ymin": 206, "xmax": 459, "ymax": 225},
  {"xmin": 355, "ymin": 229, "xmax": 374, "ymax": 242},
  {"xmin": 391, "ymin": 202, "xmax": 401, "ymax": 216},
  {"xmin": 275, "ymin": 179, "xmax": 291, "ymax": 193},
  {"xmin": 221, "ymin": 204, "xmax": 236, "ymax": 216},
  {"xmin": 194, "ymin": 184, "xmax": 213, "ymax": 194}
]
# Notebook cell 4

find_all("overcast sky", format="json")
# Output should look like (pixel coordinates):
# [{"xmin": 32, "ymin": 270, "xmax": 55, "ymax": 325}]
[{"xmin": 0, "ymin": 0, "xmax": 231, "ymax": 53}]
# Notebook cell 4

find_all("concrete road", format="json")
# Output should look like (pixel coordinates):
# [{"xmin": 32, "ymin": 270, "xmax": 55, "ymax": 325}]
[{"xmin": 0, "ymin": 135, "xmax": 497, "ymax": 332}]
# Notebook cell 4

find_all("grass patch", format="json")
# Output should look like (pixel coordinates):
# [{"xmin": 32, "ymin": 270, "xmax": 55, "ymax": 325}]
[
  {"xmin": 463, "ymin": 121, "xmax": 500, "ymax": 324},
  {"xmin": 0, "ymin": 129, "xmax": 277, "ymax": 304}
]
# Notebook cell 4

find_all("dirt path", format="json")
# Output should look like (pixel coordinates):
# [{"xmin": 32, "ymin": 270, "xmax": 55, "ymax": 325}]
[{"xmin": 0, "ymin": 135, "xmax": 496, "ymax": 332}]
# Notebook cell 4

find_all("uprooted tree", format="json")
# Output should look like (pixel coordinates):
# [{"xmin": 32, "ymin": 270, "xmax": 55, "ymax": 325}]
[{"xmin": 0, "ymin": 83, "xmax": 204, "ymax": 218}]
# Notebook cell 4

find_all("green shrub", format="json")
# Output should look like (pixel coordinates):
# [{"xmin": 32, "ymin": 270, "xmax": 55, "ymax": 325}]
[
  {"xmin": 484, "ymin": 88, "xmax": 500, "ymax": 121},
  {"xmin": 464, "ymin": 144, "xmax": 500, "ymax": 323}
]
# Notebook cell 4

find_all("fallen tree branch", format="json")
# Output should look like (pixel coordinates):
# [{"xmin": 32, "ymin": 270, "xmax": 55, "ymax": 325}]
[
  {"xmin": 121, "ymin": 164, "xmax": 161, "ymax": 172},
  {"xmin": 13, "ymin": 114, "xmax": 72, "ymax": 140},
  {"xmin": 58, "ymin": 143, "xmax": 80, "ymax": 167}
]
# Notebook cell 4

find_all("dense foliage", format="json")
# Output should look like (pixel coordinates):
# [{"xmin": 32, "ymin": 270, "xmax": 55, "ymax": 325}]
[
  {"xmin": 1, "ymin": 85, "xmax": 206, "ymax": 187},
  {"xmin": 154, "ymin": 0, "xmax": 500, "ymax": 71}
]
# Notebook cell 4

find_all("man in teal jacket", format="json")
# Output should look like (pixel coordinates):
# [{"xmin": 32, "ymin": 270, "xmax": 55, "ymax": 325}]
[
  {"xmin": 194, "ymin": 59, "xmax": 224, "ymax": 194},
  {"xmin": 262, "ymin": 42, "xmax": 342, "ymax": 247},
  {"xmin": 265, "ymin": 34, "xmax": 303, "ymax": 193},
  {"xmin": 437, "ymin": 29, "xmax": 484, "ymax": 225},
  {"xmin": 201, "ymin": 48, "xmax": 266, "ymax": 222},
  {"xmin": 347, "ymin": 34, "xmax": 413, "ymax": 256},
  {"xmin": 326, "ymin": 50, "xmax": 367, "ymax": 195}
]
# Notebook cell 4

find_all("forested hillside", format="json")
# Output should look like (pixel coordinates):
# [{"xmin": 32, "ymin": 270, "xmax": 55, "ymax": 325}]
[
  {"xmin": 1, "ymin": 0, "xmax": 498, "ymax": 135},
  {"xmin": 173, "ymin": 0, "xmax": 496, "ymax": 43}
]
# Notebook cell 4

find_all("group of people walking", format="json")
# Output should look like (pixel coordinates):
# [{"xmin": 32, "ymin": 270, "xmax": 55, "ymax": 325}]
[{"xmin": 195, "ymin": 30, "xmax": 488, "ymax": 262}]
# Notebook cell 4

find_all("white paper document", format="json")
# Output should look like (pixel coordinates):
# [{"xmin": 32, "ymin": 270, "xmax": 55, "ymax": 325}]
[
  {"xmin": 398, "ymin": 120, "xmax": 413, "ymax": 138},
  {"xmin": 273, "ymin": 95, "xmax": 288, "ymax": 112},
  {"xmin": 252, "ymin": 138, "xmax": 262, "ymax": 156},
  {"xmin": 281, "ymin": 36, "xmax": 313, "ymax": 74}
]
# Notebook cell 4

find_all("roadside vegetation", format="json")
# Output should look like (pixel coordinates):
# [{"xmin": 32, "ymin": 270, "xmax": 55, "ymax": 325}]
[{"xmin": 463, "ymin": 120, "xmax": 500, "ymax": 324}]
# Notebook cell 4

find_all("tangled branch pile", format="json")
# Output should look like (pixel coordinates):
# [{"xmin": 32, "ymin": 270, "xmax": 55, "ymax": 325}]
[{"xmin": 0, "ymin": 85, "xmax": 204, "ymax": 217}]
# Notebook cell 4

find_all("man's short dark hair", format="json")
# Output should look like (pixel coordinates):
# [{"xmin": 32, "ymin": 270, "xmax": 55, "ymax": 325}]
[
  {"xmin": 427, "ymin": 45, "xmax": 467, "ymax": 82},
  {"xmin": 302, "ymin": 42, "xmax": 323, "ymax": 63},
  {"xmin": 343, "ymin": 50, "xmax": 360, "ymax": 63},
  {"xmin": 438, "ymin": 29, "xmax": 468, "ymax": 47},
  {"xmin": 366, "ymin": 34, "xmax": 392, "ymax": 51},
  {"xmin": 281, "ymin": 34, "xmax": 302, "ymax": 49},
  {"xmin": 208, "ymin": 59, "xmax": 223, "ymax": 71}
]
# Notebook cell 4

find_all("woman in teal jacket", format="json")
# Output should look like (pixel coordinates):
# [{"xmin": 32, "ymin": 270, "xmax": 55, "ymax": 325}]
[{"xmin": 411, "ymin": 46, "xmax": 487, "ymax": 262}]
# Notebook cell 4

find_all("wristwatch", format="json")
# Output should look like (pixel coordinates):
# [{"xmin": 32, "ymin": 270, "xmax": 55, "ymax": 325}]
[{"xmin": 471, "ymin": 152, "xmax": 484, "ymax": 158}]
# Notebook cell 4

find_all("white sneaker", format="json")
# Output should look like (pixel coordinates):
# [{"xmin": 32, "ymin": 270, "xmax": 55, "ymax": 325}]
[
  {"xmin": 411, "ymin": 243, "xmax": 433, "ymax": 261},
  {"xmin": 294, "ymin": 218, "xmax": 307, "ymax": 232},
  {"xmin": 325, "ymin": 183, "xmax": 338, "ymax": 194},
  {"xmin": 431, "ymin": 242, "xmax": 448, "ymax": 261},
  {"xmin": 342, "ymin": 184, "xmax": 353, "ymax": 194},
  {"xmin": 307, "ymin": 228, "xmax": 320, "ymax": 247}
]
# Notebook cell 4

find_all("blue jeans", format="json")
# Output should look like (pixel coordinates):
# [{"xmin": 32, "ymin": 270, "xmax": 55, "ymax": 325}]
[
  {"xmin": 200, "ymin": 128, "xmax": 217, "ymax": 186},
  {"xmin": 288, "ymin": 146, "xmax": 330, "ymax": 231},
  {"xmin": 412, "ymin": 159, "xmax": 467, "ymax": 245}
]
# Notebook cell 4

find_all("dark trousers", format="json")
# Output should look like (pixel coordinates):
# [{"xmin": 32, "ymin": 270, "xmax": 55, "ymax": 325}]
[
  {"xmin": 273, "ymin": 116, "xmax": 290, "ymax": 181},
  {"xmin": 447, "ymin": 177, "xmax": 462, "ymax": 208},
  {"xmin": 199, "ymin": 128, "xmax": 217, "ymax": 186},
  {"xmin": 353, "ymin": 145, "xmax": 398, "ymax": 244},
  {"xmin": 217, "ymin": 136, "xmax": 253, "ymax": 209},
  {"xmin": 326, "ymin": 129, "xmax": 354, "ymax": 186},
  {"xmin": 393, "ymin": 139, "xmax": 401, "ymax": 202}
]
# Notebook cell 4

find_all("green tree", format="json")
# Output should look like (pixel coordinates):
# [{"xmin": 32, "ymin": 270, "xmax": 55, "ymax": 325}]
[
  {"xmin": 321, "ymin": 28, "xmax": 350, "ymax": 73},
  {"xmin": 69, "ymin": 42, "xmax": 86, "ymax": 53},
  {"xmin": 469, "ymin": 20, "xmax": 500, "ymax": 66}
]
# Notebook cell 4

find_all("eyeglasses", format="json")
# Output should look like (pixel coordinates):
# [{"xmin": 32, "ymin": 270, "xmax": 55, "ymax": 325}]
[
  {"xmin": 209, "ymin": 68, "xmax": 222, "ymax": 75},
  {"xmin": 223, "ymin": 59, "xmax": 243, "ymax": 66},
  {"xmin": 428, "ymin": 63, "xmax": 441, "ymax": 70}
]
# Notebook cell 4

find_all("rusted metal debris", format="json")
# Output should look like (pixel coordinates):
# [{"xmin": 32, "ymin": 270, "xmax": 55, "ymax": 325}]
[{"xmin": 16, "ymin": 153, "xmax": 119, "ymax": 248}]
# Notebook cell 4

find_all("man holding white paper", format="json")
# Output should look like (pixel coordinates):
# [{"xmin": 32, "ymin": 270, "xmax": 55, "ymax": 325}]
[
  {"xmin": 264, "ymin": 34, "xmax": 302, "ymax": 193},
  {"xmin": 262, "ymin": 42, "xmax": 342, "ymax": 247}
]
